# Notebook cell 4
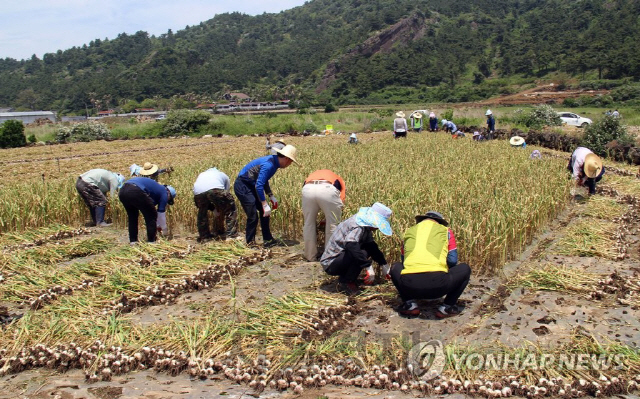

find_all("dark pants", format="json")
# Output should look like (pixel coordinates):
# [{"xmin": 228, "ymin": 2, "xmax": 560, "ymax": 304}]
[
  {"xmin": 119, "ymin": 184, "xmax": 157, "ymax": 243},
  {"xmin": 194, "ymin": 189, "xmax": 238, "ymax": 239},
  {"xmin": 567, "ymin": 160, "xmax": 606, "ymax": 194},
  {"xmin": 324, "ymin": 247, "xmax": 372, "ymax": 284},
  {"xmin": 390, "ymin": 262, "xmax": 471, "ymax": 306},
  {"xmin": 233, "ymin": 178, "xmax": 273, "ymax": 244},
  {"xmin": 394, "ymin": 131, "xmax": 407, "ymax": 139},
  {"xmin": 429, "ymin": 120, "xmax": 438, "ymax": 131}
]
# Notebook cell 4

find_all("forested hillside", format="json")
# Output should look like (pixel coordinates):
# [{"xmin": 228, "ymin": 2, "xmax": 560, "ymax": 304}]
[{"xmin": 1, "ymin": 0, "xmax": 639, "ymax": 113}]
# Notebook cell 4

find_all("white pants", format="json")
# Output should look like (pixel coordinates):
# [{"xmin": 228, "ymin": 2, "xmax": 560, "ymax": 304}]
[{"xmin": 302, "ymin": 182, "xmax": 343, "ymax": 261}]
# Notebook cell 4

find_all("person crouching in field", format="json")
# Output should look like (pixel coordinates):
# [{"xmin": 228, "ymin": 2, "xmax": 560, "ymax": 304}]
[
  {"xmin": 568, "ymin": 147, "xmax": 605, "ymax": 195},
  {"xmin": 390, "ymin": 211, "xmax": 471, "ymax": 319},
  {"xmin": 234, "ymin": 144, "xmax": 299, "ymax": 247},
  {"xmin": 320, "ymin": 203, "xmax": 392, "ymax": 295},
  {"xmin": 76, "ymin": 169, "xmax": 125, "ymax": 227},
  {"xmin": 441, "ymin": 119, "xmax": 458, "ymax": 135},
  {"xmin": 119, "ymin": 177, "xmax": 176, "ymax": 244},
  {"xmin": 393, "ymin": 111, "xmax": 408, "ymax": 139},
  {"xmin": 302, "ymin": 169, "xmax": 346, "ymax": 261},
  {"xmin": 429, "ymin": 112, "xmax": 438, "ymax": 132},
  {"xmin": 193, "ymin": 167, "xmax": 238, "ymax": 243}
]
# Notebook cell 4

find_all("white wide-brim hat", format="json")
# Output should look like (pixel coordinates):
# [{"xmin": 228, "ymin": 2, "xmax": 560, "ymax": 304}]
[
  {"xmin": 274, "ymin": 144, "xmax": 301, "ymax": 166},
  {"xmin": 509, "ymin": 136, "xmax": 525, "ymax": 146},
  {"xmin": 396, "ymin": 111, "xmax": 405, "ymax": 118}
]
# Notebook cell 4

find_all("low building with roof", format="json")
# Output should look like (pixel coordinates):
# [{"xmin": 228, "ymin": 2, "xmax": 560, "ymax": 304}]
[{"xmin": 0, "ymin": 111, "xmax": 56, "ymax": 124}]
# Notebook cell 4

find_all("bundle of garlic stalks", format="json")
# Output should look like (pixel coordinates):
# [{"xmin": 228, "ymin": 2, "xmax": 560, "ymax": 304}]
[
  {"xmin": 0, "ymin": 240, "xmax": 254, "ymax": 329},
  {"xmin": 0, "ymin": 223, "xmax": 91, "ymax": 253},
  {"xmin": 0, "ymin": 239, "xmax": 225, "ymax": 303},
  {"xmin": 515, "ymin": 264, "xmax": 640, "ymax": 309},
  {"xmin": 2, "ymin": 323, "xmax": 640, "ymax": 397}
]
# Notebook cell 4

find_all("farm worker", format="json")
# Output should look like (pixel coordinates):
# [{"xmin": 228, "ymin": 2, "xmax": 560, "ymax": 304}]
[
  {"xmin": 118, "ymin": 177, "xmax": 176, "ymax": 244},
  {"xmin": 234, "ymin": 144, "xmax": 299, "ymax": 247},
  {"xmin": 486, "ymin": 110, "xmax": 496, "ymax": 139},
  {"xmin": 568, "ymin": 147, "xmax": 605, "ymax": 195},
  {"xmin": 193, "ymin": 168, "xmax": 238, "ymax": 242},
  {"xmin": 509, "ymin": 136, "xmax": 526, "ymax": 148},
  {"xmin": 75, "ymin": 169, "xmax": 125, "ymax": 227},
  {"xmin": 348, "ymin": 133, "xmax": 359, "ymax": 144},
  {"xmin": 302, "ymin": 170, "xmax": 346, "ymax": 261},
  {"xmin": 441, "ymin": 119, "xmax": 458, "ymax": 134},
  {"xmin": 390, "ymin": 211, "xmax": 470, "ymax": 318},
  {"xmin": 320, "ymin": 202, "xmax": 392, "ymax": 295},
  {"xmin": 613, "ymin": 109, "xmax": 620, "ymax": 118},
  {"xmin": 129, "ymin": 162, "xmax": 173, "ymax": 181},
  {"xmin": 410, "ymin": 112, "xmax": 423, "ymax": 133},
  {"xmin": 266, "ymin": 135, "xmax": 286, "ymax": 155},
  {"xmin": 472, "ymin": 131, "xmax": 485, "ymax": 141},
  {"xmin": 429, "ymin": 112, "xmax": 438, "ymax": 132},
  {"xmin": 393, "ymin": 111, "xmax": 408, "ymax": 139}
]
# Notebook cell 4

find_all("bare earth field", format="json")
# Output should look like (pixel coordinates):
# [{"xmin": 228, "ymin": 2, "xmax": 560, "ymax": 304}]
[{"xmin": 1, "ymin": 132, "xmax": 640, "ymax": 398}]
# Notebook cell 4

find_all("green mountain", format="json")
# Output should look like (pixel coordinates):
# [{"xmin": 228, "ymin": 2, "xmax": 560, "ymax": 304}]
[{"xmin": 1, "ymin": 0, "xmax": 639, "ymax": 113}]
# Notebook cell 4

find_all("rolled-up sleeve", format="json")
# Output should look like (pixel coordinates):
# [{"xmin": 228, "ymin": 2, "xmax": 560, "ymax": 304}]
[{"xmin": 447, "ymin": 229, "xmax": 458, "ymax": 267}]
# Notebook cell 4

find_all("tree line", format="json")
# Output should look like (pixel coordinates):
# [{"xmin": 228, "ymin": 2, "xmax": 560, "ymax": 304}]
[{"xmin": 0, "ymin": 0, "xmax": 639, "ymax": 114}]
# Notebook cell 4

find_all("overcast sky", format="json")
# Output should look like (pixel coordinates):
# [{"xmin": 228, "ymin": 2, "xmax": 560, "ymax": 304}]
[{"xmin": 0, "ymin": 0, "xmax": 308, "ymax": 61}]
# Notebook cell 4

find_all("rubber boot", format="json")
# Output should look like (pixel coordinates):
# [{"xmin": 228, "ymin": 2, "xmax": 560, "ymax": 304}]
[
  {"xmin": 95, "ymin": 206, "xmax": 111, "ymax": 227},
  {"xmin": 89, "ymin": 207, "xmax": 97, "ymax": 226}
]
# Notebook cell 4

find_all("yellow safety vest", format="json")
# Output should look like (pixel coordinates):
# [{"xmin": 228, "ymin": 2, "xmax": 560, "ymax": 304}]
[{"xmin": 402, "ymin": 220, "xmax": 449, "ymax": 274}]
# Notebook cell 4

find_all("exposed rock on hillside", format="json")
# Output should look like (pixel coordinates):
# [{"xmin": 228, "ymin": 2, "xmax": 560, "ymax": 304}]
[{"xmin": 316, "ymin": 13, "xmax": 434, "ymax": 92}]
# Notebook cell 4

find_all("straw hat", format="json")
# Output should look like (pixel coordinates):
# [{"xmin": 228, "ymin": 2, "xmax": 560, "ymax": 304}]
[
  {"xmin": 415, "ymin": 211, "xmax": 449, "ymax": 226},
  {"xmin": 584, "ymin": 153, "xmax": 603, "ymax": 178},
  {"xmin": 274, "ymin": 144, "xmax": 300, "ymax": 166},
  {"xmin": 396, "ymin": 111, "xmax": 405, "ymax": 118},
  {"xmin": 413, "ymin": 112, "xmax": 423, "ymax": 119},
  {"xmin": 509, "ymin": 136, "xmax": 525, "ymax": 147},
  {"xmin": 139, "ymin": 162, "xmax": 159, "ymax": 176},
  {"xmin": 355, "ymin": 206, "xmax": 392, "ymax": 236},
  {"xmin": 486, "ymin": 109, "xmax": 493, "ymax": 116}
]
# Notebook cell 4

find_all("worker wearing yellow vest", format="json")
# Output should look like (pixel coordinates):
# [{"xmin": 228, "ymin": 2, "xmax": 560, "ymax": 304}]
[
  {"xmin": 389, "ymin": 211, "xmax": 471, "ymax": 318},
  {"xmin": 410, "ymin": 112, "xmax": 423, "ymax": 133}
]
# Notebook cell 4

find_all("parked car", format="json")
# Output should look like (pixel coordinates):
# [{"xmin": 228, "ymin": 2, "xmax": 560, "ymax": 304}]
[
  {"xmin": 155, "ymin": 114, "xmax": 166, "ymax": 121},
  {"xmin": 557, "ymin": 112, "xmax": 592, "ymax": 128}
]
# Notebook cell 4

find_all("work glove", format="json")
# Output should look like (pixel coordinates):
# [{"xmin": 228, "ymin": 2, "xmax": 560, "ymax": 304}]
[
  {"xmin": 364, "ymin": 265, "xmax": 375, "ymax": 285},
  {"xmin": 262, "ymin": 203, "xmax": 272, "ymax": 217},
  {"xmin": 382, "ymin": 264, "xmax": 391, "ymax": 280},
  {"xmin": 269, "ymin": 195, "xmax": 278, "ymax": 210},
  {"xmin": 156, "ymin": 212, "xmax": 167, "ymax": 234}
]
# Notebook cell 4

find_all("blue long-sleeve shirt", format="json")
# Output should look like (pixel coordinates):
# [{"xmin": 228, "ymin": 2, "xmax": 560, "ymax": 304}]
[
  {"xmin": 125, "ymin": 177, "xmax": 170, "ymax": 212},
  {"xmin": 487, "ymin": 116, "xmax": 496, "ymax": 131},
  {"xmin": 237, "ymin": 155, "xmax": 280, "ymax": 201}
]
